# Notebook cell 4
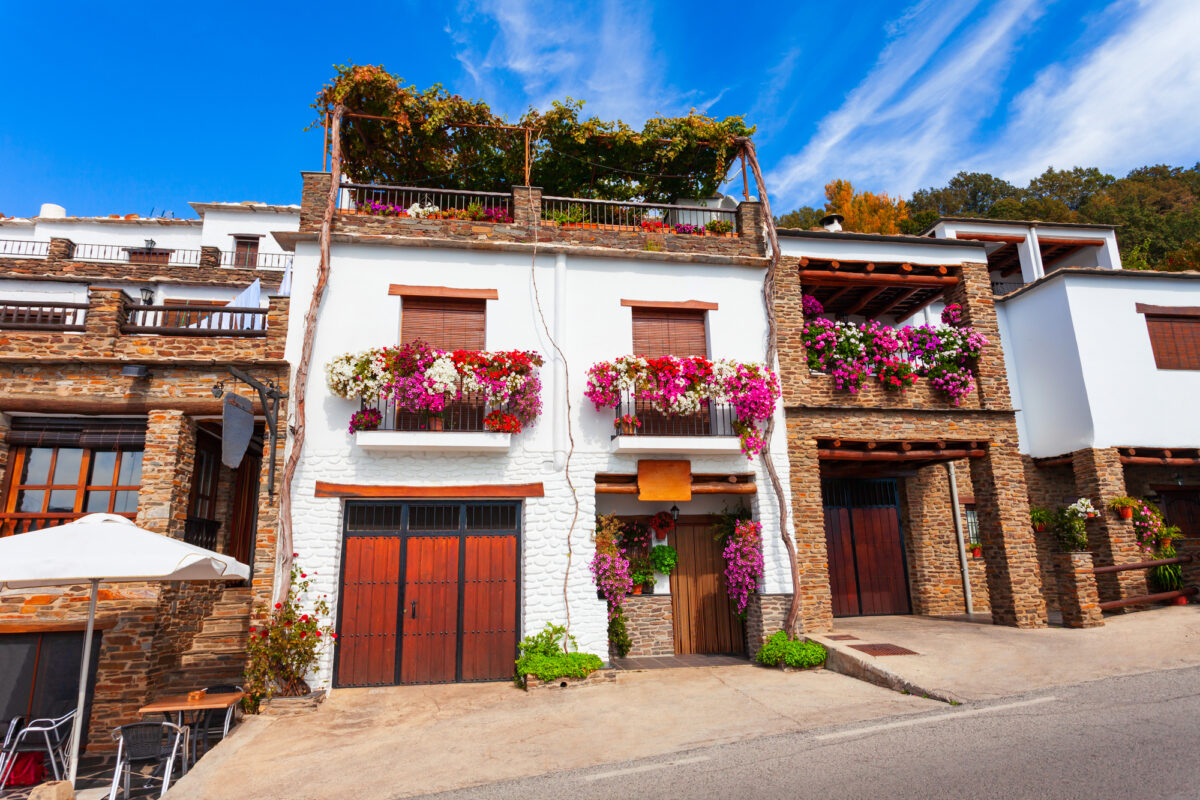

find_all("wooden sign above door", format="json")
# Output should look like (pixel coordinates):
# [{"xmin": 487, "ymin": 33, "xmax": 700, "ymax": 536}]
[{"xmin": 637, "ymin": 460, "xmax": 692, "ymax": 501}]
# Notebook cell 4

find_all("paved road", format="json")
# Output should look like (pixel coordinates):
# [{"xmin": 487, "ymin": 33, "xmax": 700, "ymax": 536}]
[{"xmin": 420, "ymin": 665, "xmax": 1200, "ymax": 800}]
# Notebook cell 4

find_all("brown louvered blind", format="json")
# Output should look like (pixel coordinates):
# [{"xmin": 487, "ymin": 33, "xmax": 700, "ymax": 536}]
[
  {"xmin": 401, "ymin": 297, "xmax": 486, "ymax": 351},
  {"xmin": 632, "ymin": 308, "xmax": 708, "ymax": 357},
  {"xmin": 1146, "ymin": 315, "xmax": 1200, "ymax": 370}
]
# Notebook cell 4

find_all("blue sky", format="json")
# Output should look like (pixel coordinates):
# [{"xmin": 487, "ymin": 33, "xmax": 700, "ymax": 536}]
[{"xmin": 1, "ymin": 0, "xmax": 1197, "ymax": 219}]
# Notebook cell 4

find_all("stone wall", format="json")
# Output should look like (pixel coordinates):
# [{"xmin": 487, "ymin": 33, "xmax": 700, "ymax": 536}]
[
  {"xmin": 0, "ymin": 250, "xmax": 283, "ymax": 291},
  {"xmin": 1072, "ymin": 448, "xmax": 1148, "ymax": 602},
  {"xmin": 744, "ymin": 593, "xmax": 793, "ymax": 658},
  {"xmin": 620, "ymin": 595, "xmax": 674, "ymax": 657},
  {"xmin": 1053, "ymin": 552, "xmax": 1103, "ymax": 628}
]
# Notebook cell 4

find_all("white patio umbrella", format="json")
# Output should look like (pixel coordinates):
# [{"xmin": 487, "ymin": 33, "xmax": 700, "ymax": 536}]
[{"xmin": 0, "ymin": 513, "xmax": 250, "ymax": 785}]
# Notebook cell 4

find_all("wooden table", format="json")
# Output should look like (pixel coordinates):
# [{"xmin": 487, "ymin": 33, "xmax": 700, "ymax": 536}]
[{"xmin": 139, "ymin": 691, "xmax": 245, "ymax": 763}]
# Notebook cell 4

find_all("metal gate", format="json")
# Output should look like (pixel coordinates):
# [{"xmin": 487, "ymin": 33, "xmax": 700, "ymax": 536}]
[
  {"xmin": 334, "ymin": 501, "xmax": 521, "ymax": 688},
  {"xmin": 822, "ymin": 479, "xmax": 912, "ymax": 617}
]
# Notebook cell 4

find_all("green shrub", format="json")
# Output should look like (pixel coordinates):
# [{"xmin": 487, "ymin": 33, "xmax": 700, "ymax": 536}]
[
  {"xmin": 608, "ymin": 607, "xmax": 632, "ymax": 658},
  {"xmin": 650, "ymin": 544, "xmax": 678, "ymax": 574},
  {"xmin": 515, "ymin": 622, "xmax": 603, "ymax": 685},
  {"xmin": 755, "ymin": 631, "xmax": 827, "ymax": 669}
]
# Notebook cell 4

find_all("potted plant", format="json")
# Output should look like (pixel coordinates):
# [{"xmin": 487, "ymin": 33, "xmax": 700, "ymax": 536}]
[
  {"xmin": 1052, "ymin": 504, "xmax": 1089, "ymax": 552},
  {"xmin": 1030, "ymin": 506, "xmax": 1053, "ymax": 533},
  {"xmin": 650, "ymin": 544, "xmax": 677, "ymax": 575},
  {"xmin": 1068, "ymin": 497, "xmax": 1098, "ymax": 519},
  {"xmin": 647, "ymin": 511, "xmax": 674, "ymax": 541},
  {"xmin": 970, "ymin": 542, "xmax": 983, "ymax": 558},
  {"xmin": 425, "ymin": 412, "xmax": 445, "ymax": 432},
  {"xmin": 1107, "ymin": 496, "xmax": 1138, "ymax": 520},
  {"xmin": 614, "ymin": 414, "xmax": 641, "ymax": 436},
  {"xmin": 705, "ymin": 219, "xmax": 734, "ymax": 237},
  {"xmin": 348, "ymin": 407, "xmax": 382, "ymax": 433},
  {"xmin": 629, "ymin": 557, "xmax": 655, "ymax": 595}
]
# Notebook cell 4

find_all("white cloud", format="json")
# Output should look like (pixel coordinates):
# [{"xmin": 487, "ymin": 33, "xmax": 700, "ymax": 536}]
[
  {"xmin": 765, "ymin": 0, "xmax": 1043, "ymax": 208},
  {"xmin": 982, "ymin": 0, "xmax": 1200, "ymax": 182}
]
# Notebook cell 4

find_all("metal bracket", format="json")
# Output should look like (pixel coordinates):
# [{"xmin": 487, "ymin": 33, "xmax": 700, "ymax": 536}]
[{"xmin": 214, "ymin": 367, "xmax": 287, "ymax": 500}]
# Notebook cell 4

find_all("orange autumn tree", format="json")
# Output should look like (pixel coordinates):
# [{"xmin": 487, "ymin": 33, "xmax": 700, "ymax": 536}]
[{"xmin": 824, "ymin": 179, "xmax": 910, "ymax": 234}]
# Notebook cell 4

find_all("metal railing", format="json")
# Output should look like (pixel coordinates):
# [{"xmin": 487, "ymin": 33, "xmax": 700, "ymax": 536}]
[
  {"xmin": 0, "ymin": 239, "xmax": 49, "ymax": 258},
  {"xmin": 991, "ymin": 280, "xmax": 1024, "ymax": 296},
  {"xmin": 361, "ymin": 385, "xmax": 503, "ymax": 432},
  {"xmin": 1090, "ymin": 555, "xmax": 1197, "ymax": 611},
  {"xmin": 72, "ymin": 243, "xmax": 203, "ymax": 266},
  {"xmin": 122, "ymin": 304, "xmax": 268, "ymax": 336},
  {"xmin": 0, "ymin": 300, "xmax": 88, "ymax": 331},
  {"xmin": 0, "ymin": 512, "xmax": 87, "ymax": 536},
  {"xmin": 184, "ymin": 517, "xmax": 221, "ymax": 550},
  {"xmin": 540, "ymin": 196, "xmax": 738, "ymax": 235},
  {"xmin": 340, "ymin": 183, "xmax": 513, "ymax": 222},
  {"xmin": 611, "ymin": 394, "xmax": 737, "ymax": 437},
  {"xmin": 219, "ymin": 251, "xmax": 294, "ymax": 270}
]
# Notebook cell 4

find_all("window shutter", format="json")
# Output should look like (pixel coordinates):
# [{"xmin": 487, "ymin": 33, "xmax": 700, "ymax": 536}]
[
  {"xmin": 1146, "ymin": 315, "xmax": 1200, "ymax": 370},
  {"xmin": 631, "ymin": 309, "xmax": 707, "ymax": 358},
  {"xmin": 401, "ymin": 297, "xmax": 486, "ymax": 351}
]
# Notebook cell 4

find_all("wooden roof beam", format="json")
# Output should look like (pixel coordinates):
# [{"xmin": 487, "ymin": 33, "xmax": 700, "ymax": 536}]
[
  {"xmin": 847, "ymin": 287, "xmax": 886, "ymax": 316},
  {"xmin": 798, "ymin": 270, "xmax": 958, "ymax": 288},
  {"xmin": 875, "ymin": 287, "xmax": 921, "ymax": 318}
]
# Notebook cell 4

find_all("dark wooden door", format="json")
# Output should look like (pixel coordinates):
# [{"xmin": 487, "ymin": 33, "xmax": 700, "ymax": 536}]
[
  {"xmin": 670, "ymin": 519, "xmax": 745, "ymax": 655},
  {"xmin": 336, "ymin": 501, "xmax": 520, "ymax": 688},
  {"xmin": 336, "ymin": 536, "xmax": 403, "ymax": 687},
  {"xmin": 400, "ymin": 536, "xmax": 460, "ymax": 685},
  {"xmin": 227, "ymin": 450, "xmax": 261, "ymax": 566},
  {"xmin": 823, "ymin": 479, "xmax": 911, "ymax": 617},
  {"xmin": 1160, "ymin": 489, "xmax": 1200, "ymax": 538}
]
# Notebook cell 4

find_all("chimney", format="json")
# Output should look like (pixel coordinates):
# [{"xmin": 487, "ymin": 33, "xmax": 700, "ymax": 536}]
[
  {"xmin": 39, "ymin": 203, "xmax": 67, "ymax": 219},
  {"xmin": 820, "ymin": 213, "xmax": 844, "ymax": 232}
]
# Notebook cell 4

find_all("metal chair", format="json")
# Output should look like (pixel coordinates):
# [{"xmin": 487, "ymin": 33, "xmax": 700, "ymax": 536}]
[
  {"xmin": 108, "ymin": 722, "xmax": 187, "ymax": 800},
  {"xmin": 0, "ymin": 709, "xmax": 75, "ymax": 788},
  {"xmin": 192, "ymin": 684, "xmax": 242, "ymax": 760}
]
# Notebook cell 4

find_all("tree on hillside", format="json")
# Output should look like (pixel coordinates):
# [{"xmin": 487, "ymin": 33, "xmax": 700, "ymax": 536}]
[
  {"xmin": 909, "ymin": 171, "xmax": 1020, "ymax": 217},
  {"xmin": 775, "ymin": 206, "xmax": 823, "ymax": 229},
  {"xmin": 1025, "ymin": 166, "xmax": 1114, "ymax": 211},
  {"xmin": 823, "ymin": 179, "xmax": 909, "ymax": 235}
]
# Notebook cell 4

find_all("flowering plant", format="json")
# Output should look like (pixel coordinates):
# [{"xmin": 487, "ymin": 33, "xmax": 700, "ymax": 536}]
[
  {"xmin": 614, "ymin": 413, "xmax": 641, "ymax": 430},
  {"xmin": 618, "ymin": 520, "xmax": 654, "ymax": 552},
  {"xmin": 640, "ymin": 219, "xmax": 667, "ymax": 233},
  {"xmin": 800, "ymin": 298, "xmax": 987, "ymax": 405},
  {"xmin": 483, "ymin": 410, "xmax": 523, "ymax": 434},
  {"xmin": 591, "ymin": 517, "xmax": 633, "ymax": 618},
  {"xmin": 1131, "ymin": 500, "xmax": 1180, "ymax": 554},
  {"xmin": 348, "ymin": 407, "xmax": 382, "ymax": 433},
  {"xmin": 406, "ymin": 202, "xmax": 439, "ymax": 219},
  {"xmin": 364, "ymin": 200, "xmax": 408, "ymax": 217},
  {"xmin": 722, "ymin": 520, "xmax": 764, "ymax": 615},
  {"xmin": 584, "ymin": 355, "xmax": 780, "ymax": 458},
  {"xmin": 327, "ymin": 342, "xmax": 543, "ymax": 433},
  {"xmin": 647, "ymin": 510, "xmax": 675, "ymax": 539},
  {"xmin": 243, "ymin": 560, "xmax": 336, "ymax": 710},
  {"xmin": 1052, "ymin": 498, "xmax": 1096, "ymax": 551},
  {"xmin": 674, "ymin": 223, "xmax": 703, "ymax": 235},
  {"xmin": 706, "ymin": 219, "xmax": 734, "ymax": 235}
]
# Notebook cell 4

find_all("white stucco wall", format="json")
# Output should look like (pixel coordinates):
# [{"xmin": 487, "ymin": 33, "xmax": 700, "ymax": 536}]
[
  {"xmin": 998, "ymin": 272, "xmax": 1200, "ymax": 456},
  {"xmin": 282, "ymin": 240, "xmax": 795, "ymax": 684},
  {"xmin": 197, "ymin": 207, "xmax": 299, "ymax": 261}
]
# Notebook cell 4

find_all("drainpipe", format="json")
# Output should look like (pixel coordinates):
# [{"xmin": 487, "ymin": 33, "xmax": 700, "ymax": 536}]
[
  {"xmin": 947, "ymin": 462, "xmax": 974, "ymax": 615},
  {"xmin": 552, "ymin": 252, "xmax": 567, "ymax": 470}
]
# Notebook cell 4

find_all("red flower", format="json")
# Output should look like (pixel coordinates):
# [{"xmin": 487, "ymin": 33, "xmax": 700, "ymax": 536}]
[
  {"xmin": 300, "ymin": 573, "xmax": 307, "ymax": 578},
  {"xmin": 300, "ymin": 632, "xmax": 307, "ymax": 639},
  {"xmin": 292, "ymin": 552, "xmax": 298, "ymax": 558},
  {"xmin": 274, "ymin": 602, "xmax": 282, "ymax": 609},
  {"xmin": 285, "ymin": 620, "xmax": 292, "ymax": 627}
]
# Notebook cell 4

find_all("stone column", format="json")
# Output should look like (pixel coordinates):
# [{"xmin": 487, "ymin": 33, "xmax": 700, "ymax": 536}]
[
  {"xmin": 1174, "ymin": 538, "xmax": 1200, "ymax": 594},
  {"xmin": 251, "ymin": 412, "xmax": 285, "ymax": 611},
  {"xmin": 943, "ymin": 260, "xmax": 1011, "ymax": 410},
  {"xmin": 199, "ymin": 246, "xmax": 222, "ymax": 270},
  {"xmin": 85, "ymin": 288, "xmax": 128, "ymax": 343},
  {"xmin": 968, "ymin": 441, "xmax": 1048, "ymax": 628},
  {"xmin": 736, "ymin": 201, "xmax": 765, "ymax": 255},
  {"xmin": 300, "ymin": 171, "xmax": 333, "ymax": 232},
  {"xmin": 901, "ymin": 464, "xmax": 967, "ymax": 615},
  {"xmin": 136, "ymin": 410, "xmax": 196, "ymax": 541},
  {"xmin": 47, "ymin": 237, "xmax": 75, "ymax": 262},
  {"xmin": 1053, "ymin": 552, "xmax": 1104, "ymax": 628},
  {"xmin": 1071, "ymin": 447, "xmax": 1147, "ymax": 603},
  {"xmin": 266, "ymin": 296, "xmax": 289, "ymax": 360},
  {"xmin": 786, "ymin": 422, "xmax": 833, "ymax": 632},
  {"xmin": 512, "ymin": 186, "xmax": 543, "ymax": 228}
]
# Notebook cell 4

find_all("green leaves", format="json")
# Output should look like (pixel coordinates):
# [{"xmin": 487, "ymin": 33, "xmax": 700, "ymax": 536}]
[
  {"xmin": 314, "ymin": 65, "xmax": 752, "ymax": 203},
  {"xmin": 755, "ymin": 632, "xmax": 827, "ymax": 669}
]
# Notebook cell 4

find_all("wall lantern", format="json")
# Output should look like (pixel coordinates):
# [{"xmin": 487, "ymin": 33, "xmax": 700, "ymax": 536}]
[
  {"xmin": 670, "ymin": 504, "xmax": 680, "ymax": 522},
  {"xmin": 139, "ymin": 287, "xmax": 155, "ymax": 305}
]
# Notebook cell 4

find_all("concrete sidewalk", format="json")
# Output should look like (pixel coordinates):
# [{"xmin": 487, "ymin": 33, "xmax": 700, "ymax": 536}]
[
  {"xmin": 165, "ymin": 665, "xmax": 937, "ymax": 800},
  {"xmin": 812, "ymin": 604, "xmax": 1200, "ymax": 702}
]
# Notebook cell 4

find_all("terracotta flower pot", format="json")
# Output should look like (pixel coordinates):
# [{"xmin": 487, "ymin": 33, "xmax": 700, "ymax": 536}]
[
  {"xmin": 1117, "ymin": 506, "xmax": 1133, "ymax": 519},
  {"xmin": 971, "ymin": 547, "xmax": 983, "ymax": 558},
  {"xmin": 619, "ymin": 421, "xmax": 638, "ymax": 435},
  {"xmin": 631, "ymin": 585, "xmax": 643, "ymax": 595},
  {"xmin": 1034, "ymin": 523, "xmax": 1047, "ymax": 532},
  {"xmin": 1086, "ymin": 512, "xmax": 1097, "ymax": 519},
  {"xmin": 1173, "ymin": 596, "xmax": 1188, "ymax": 606},
  {"xmin": 427, "ymin": 417, "xmax": 444, "ymax": 432}
]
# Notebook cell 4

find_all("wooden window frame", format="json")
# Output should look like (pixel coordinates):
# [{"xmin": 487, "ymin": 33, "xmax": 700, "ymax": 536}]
[
  {"xmin": 1, "ymin": 446, "xmax": 143, "ymax": 535},
  {"xmin": 1138, "ymin": 304, "xmax": 1200, "ymax": 371},
  {"xmin": 620, "ymin": 299, "xmax": 719, "ymax": 311},
  {"xmin": 231, "ymin": 235, "xmax": 261, "ymax": 268},
  {"xmin": 389, "ymin": 285, "xmax": 498, "ymax": 300}
]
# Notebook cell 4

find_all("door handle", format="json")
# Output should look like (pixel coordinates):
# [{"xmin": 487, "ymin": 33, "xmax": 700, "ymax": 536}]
[{"xmin": 411, "ymin": 601, "xmax": 417, "ymax": 620}]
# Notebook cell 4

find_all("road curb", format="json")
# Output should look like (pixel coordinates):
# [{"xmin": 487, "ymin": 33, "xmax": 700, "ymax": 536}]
[{"xmin": 811, "ymin": 636, "xmax": 964, "ymax": 704}]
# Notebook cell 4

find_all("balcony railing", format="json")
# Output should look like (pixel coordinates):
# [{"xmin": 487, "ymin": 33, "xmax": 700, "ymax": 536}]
[
  {"xmin": 991, "ymin": 280, "xmax": 1024, "ymax": 296},
  {"xmin": 0, "ymin": 512, "xmax": 86, "ymax": 536},
  {"xmin": 361, "ymin": 386, "xmax": 503, "ymax": 433},
  {"xmin": 0, "ymin": 239, "xmax": 49, "ymax": 258},
  {"xmin": 219, "ymin": 250, "xmax": 294, "ymax": 270},
  {"xmin": 612, "ymin": 394, "xmax": 737, "ymax": 437},
  {"xmin": 0, "ymin": 300, "xmax": 88, "ymax": 331},
  {"xmin": 339, "ymin": 183, "xmax": 512, "ymax": 220},
  {"xmin": 73, "ymin": 243, "xmax": 203, "ymax": 266},
  {"xmin": 540, "ymin": 196, "xmax": 738, "ymax": 236},
  {"xmin": 122, "ymin": 305, "xmax": 268, "ymax": 337},
  {"xmin": 184, "ymin": 517, "xmax": 220, "ymax": 550}
]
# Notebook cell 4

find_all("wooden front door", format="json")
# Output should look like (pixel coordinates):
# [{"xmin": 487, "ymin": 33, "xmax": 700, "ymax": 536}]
[
  {"xmin": 670, "ymin": 518, "xmax": 745, "ymax": 655},
  {"xmin": 335, "ymin": 501, "xmax": 520, "ymax": 688},
  {"xmin": 823, "ymin": 479, "xmax": 911, "ymax": 617},
  {"xmin": 1159, "ymin": 489, "xmax": 1200, "ymax": 538}
]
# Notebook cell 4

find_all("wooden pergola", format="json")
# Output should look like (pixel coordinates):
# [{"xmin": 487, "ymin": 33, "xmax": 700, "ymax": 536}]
[
  {"xmin": 817, "ymin": 438, "xmax": 987, "ymax": 479},
  {"xmin": 796, "ymin": 258, "xmax": 959, "ymax": 322}
]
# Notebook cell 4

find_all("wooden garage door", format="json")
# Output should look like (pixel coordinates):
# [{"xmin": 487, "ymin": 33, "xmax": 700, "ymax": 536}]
[
  {"xmin": 670, "ymin": 518, "xmax": 745, "ymax": 655},
  {"xmin": 823, "ymin": 479, "xmax": 911, "ymax": 617},
  {"xmin": 335, "ymin": 501, "xmax": 520, "ymax": 688}
]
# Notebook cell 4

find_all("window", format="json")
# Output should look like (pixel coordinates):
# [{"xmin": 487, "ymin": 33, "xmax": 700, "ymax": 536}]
[
  {"xmin": 631, "ymin": 308, "xmax": 708, "ymax": 358},
  {"xmin": 0, "ymin": 631, "xmax": 101, "ymax": 730},
  {"xmin": 1, "ymin": 418, "xmax": 146, "ymax": 536},
  {"xmin": 401, "ymin": 297, "xmax": 486, "ymax": 351},
  {"xmin": 1144, "ymin": 314, "xmax": 1200, "ymax": 370},
  {"xmin": 964, "ymin": 503, "xmax": 980, "ymax": 547},
  {"xmin": 232, "ymin": 236, "xmax": 260, "ymax": 268},
  {"xmin": 188, "ymin": 435, "xmax": 221, "ymax": 521}
]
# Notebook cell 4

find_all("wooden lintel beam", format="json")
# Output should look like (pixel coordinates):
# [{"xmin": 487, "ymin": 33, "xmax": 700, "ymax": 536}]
[
  {"xmin": 595, "ymin": 481, "xmax": 756, "ymax": 495},
  {"xmin": 1120, "ymin": 456, "xmax": 1200, "ymax": 466},
  {"xmin": 1037, "ymin": 237, "xmax": 1105, "ymax": 248},
  {"xmin": 1034, "ymin": 456, "xmax": 1074, "ymax": 468},
  {"xmin": 957, "ymin": 233, "xmax": 1026, "ymax": 244},
  {"xmin": 798, "ymin": 270, "xmax": 959, "ymax": 288},
  {"xmin": 818, "ymin": 448, "xmax": 985, "ymax": 461},
  {"xmin": 314, "ymin": 481, "xmax": 545, "ymax": 498}
]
